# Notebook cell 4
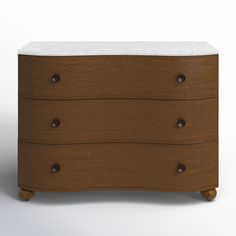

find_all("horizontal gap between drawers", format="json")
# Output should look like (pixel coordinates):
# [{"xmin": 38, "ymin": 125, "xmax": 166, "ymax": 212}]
[
  {"xmin": 18, "ymin": 95, "xmax": 218, "ymax": 101},
  {"xmin": 18, "ymin": 138, "xmax": 218, "ymax": 146}
]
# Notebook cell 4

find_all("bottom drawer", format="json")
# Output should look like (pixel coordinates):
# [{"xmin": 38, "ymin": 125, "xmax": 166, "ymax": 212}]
[{"xmin": 18, "ymin": 141, "xmax": 218, "ymax": 192}]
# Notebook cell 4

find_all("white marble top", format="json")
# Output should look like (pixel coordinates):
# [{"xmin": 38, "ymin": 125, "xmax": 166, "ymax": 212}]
[{"xmin": 18, "ymin": 41, "xmax": 218, "ymax": 56}]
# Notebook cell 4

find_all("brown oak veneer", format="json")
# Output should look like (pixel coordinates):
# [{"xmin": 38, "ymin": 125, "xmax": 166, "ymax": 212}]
[
  {"xmin": 19, "ymin": 98, "xmax": 217, "ymax": 144},
  {"xmin": 18, "ymin": 141, "xmax": 218, "ymax": 192},
  {"xmin": 18, "ymin": 48, "xmax": 218, "ymax": 201},
  {"xmin": 19, "ymin": 55, "xmax": 218, "ymax": 100}
]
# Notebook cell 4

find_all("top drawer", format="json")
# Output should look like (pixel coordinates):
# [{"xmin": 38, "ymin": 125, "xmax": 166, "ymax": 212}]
[{"xmin": 19, "ymin": 55, "xmax": 218, "ymax": 99}]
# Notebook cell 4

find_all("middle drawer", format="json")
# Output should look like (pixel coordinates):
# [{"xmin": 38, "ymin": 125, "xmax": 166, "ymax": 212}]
[{"xmin": 19, "ymin": 98, "xmax": 217, "ymax": 144}]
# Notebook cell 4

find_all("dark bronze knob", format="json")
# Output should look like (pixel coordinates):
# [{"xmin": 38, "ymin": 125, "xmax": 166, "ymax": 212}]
[
  {"xmin": 50, "ymin": 74, "xmax": 60, "ymax": 83},
  {"xmin": 177, "ymin": 164, "xmax": 186, "ymax": 173},
  {"xmin": 176, "ymin": 74, "xmax": 186, "ymax": 83},
  {"xmin": 176, "ymin": 119, "xmax": 186, "ymax": 128},
  {"xmin": 51, "ymin": 119, "xmax": 61, "ymax": 128},
  {"xmin": 51, "ymin": 164, "xmax": 60, "ymax": 173}
]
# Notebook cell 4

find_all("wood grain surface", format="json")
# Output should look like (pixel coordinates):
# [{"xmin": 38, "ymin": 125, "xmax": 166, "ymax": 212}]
[
  {"xmin": 18, "ymin": 54, "xmax": 218, "ymax": 194},
  {"xmin": 19, "ymin": 55, "xmax": 218, "ymax": 100},
  {"xmin": 19, "ymin": 98, "xmax": 217, "ymax": 144},
  {"xmin": 18, "ymin": 141, "xmax": 218, "ymax": 192}
]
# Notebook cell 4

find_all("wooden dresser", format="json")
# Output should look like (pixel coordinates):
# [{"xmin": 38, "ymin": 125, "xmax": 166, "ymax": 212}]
[{"xmin": 18, "ymin": 42, "xmax": 218, "ymax": 201}]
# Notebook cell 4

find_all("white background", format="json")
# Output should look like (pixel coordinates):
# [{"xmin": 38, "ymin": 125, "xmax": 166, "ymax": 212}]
[{"xmin": 0, "ymin": 0, "xmax": 235, "ymax": 235}]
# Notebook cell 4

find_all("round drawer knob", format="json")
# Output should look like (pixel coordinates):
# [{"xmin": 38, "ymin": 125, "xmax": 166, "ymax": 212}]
[
  {"xmin": 51, "ymin": 74, "xmax": 61, "ymax": 83},
  {"xmin": 176, "ymin": 74, "xmax": 186, "ymax": 83},
  {"xmin": 51, "ymin": 119, "xmax": 61, "ymax": 128},
  {"xmin": 177, "ymin": 164, "xmax": 186, "ymax": 173},
  {"xmin": 176, "ymin": 119, "xmax": 186, "ymax": 128},
  {"xmin": 51, "ymin": 164, "xmax": 60, "ymax": 173}
]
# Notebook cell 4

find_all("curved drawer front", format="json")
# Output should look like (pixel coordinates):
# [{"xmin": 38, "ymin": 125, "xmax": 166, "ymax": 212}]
[
  {"xmin": 19, "ymin": 98, "xmax": 217, "ymax": 144},
  {"xmin": 18, "ymin": 141, "xmax": 218, "ymax": 192},
  {"xmin": 19, "ymin": 55, "xmax": 218, "ymax": 99}
]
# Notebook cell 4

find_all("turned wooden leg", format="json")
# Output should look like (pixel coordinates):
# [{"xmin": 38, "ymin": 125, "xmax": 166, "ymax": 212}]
[
  {"xmin": 19, "ymin": 188, "xmax": 35, "ymax": 201},
  {"xmin": 200, "ymin": 189, "xmax": 217, "ymax": 201}
]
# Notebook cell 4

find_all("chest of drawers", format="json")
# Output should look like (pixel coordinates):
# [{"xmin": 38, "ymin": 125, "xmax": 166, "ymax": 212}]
[{"xmin": 18, "ymin": 42, "xmax": 218, "ymax": 201}]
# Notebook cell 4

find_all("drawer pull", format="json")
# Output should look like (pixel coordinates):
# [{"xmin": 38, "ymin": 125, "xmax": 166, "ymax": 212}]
[
  {"xmin": 176, "ymin": 119, "xmax": 186, "ymax": 128},
  {"xmin": 177, "ymin": 164, "xmax": 186, "ymax": 173},
  {"xmin": 51, "ymin": 164, "xmax": 60, "ymax": 173},
  {"xmin": 50, "ymin": 74, "xmax": 61, "ymax": 83},
  {"xmin": 51, "ymin": 119, "xmax": 61, "ymax": 128},
  {"xmin": 176, "ymin": 74, "xmax": 186, "ymax": 83}
]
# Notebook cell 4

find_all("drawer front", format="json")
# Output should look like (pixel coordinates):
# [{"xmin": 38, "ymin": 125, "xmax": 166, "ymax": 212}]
[
  {"xmin": 19, "ymin": 98, "xmax": 217, "ymax": 144},
  {"xmin": 19, "ymin": 55, "xmax": 218, "ymax": 99},
  {"xmin": 18, "ymin": 141, "xmax": 218, "ymax": 192}
]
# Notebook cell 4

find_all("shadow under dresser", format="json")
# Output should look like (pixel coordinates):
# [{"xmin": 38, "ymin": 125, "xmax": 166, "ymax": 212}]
[{"xmin": 18, "ymin": 42, "xmax": 218, "ymax": 201}]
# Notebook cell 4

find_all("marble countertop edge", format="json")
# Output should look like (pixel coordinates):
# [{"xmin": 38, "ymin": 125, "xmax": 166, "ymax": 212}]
[{"xmin": 18, "ymin": 41, "xmax": 218, "ymax": 56}]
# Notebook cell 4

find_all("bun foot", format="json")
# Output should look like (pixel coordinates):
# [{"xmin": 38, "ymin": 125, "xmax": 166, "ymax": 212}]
[
  {"xmin": 19, "ymin": 188, "xmax": 35, "ymax": 201},
  {"xmin": 200, "ymin": 189, "xmax": 217, "ymax": 201}
]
